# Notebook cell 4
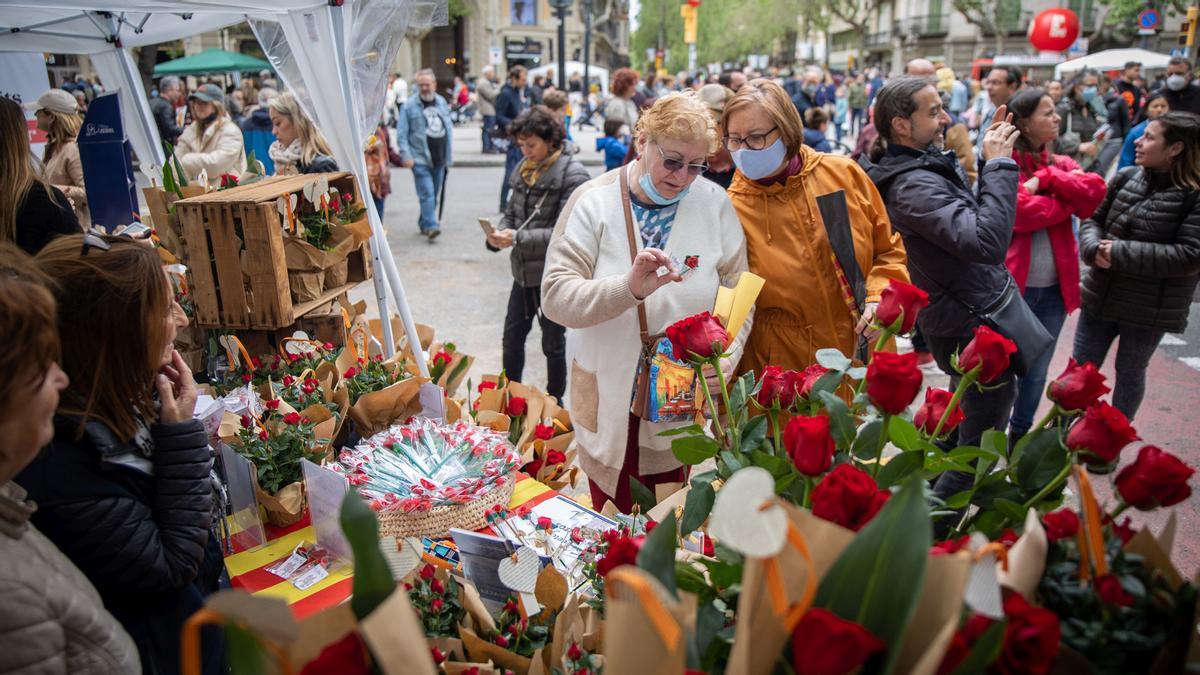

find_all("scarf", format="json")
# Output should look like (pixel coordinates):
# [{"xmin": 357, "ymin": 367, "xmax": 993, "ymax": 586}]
[
  {"xmin": 270, "ymin": 138, "xmax": 305, "ymax": 174},
  {"xmin": 519, "ymin": 148, "xmax": 563, "ymax": 187}
]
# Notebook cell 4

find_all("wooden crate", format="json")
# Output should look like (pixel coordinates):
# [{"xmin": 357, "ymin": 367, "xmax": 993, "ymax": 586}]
[
  {"xmin": 232, "ymin": 295, "xmax": 352, "ymax": 357},
  {"xmin": 176, "ymin": 172, "xmax": 372, "ymax": 330}
]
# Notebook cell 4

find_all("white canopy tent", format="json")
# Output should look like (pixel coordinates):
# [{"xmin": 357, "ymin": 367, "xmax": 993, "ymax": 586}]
[
  {"xmin": 1054, "ymin": 48, "xmax": 1173, "ymax": 79},
  {"xmin": 0, "ymin": 0, "xmax": 447, "ymax": 371}
]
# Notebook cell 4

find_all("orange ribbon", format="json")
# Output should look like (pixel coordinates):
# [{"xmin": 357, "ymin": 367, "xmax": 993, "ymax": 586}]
[
  {"xmin": 223, "ymin": 335, "xmax": 254, "ymax": 374},
  {"xmin": 1074, "ymin": 465, "xmax": 1109, "ymax": 581},
  {"xmin": 973, "ymin": 542, "xmax": 1010, "ymax": 571},
  {"xmin": 608, "ymin": 569, "xmax": 682, "ymax": 651},
  {"xmin": 181, "ymin": 608, "xmax": 293, "ymax": 675},
  {"xmin": 348, "ymin": 325, "xmax": 369, "ymax": 364},
  {"xmin": 762, "ymin": 518, "xmax": 818, "ymax": 633}
]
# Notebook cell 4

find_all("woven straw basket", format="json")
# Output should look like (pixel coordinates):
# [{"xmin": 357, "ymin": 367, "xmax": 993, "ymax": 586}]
[{"xmin": 376, "ymin": 477, "xmax": 516, "ymax": 539}]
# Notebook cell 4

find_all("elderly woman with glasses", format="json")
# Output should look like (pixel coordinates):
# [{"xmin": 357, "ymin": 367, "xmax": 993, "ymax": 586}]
[
  {"xmin": 723, "ymin": 79, "xmax": 908, "ymax": 374},
  {"xmin": 542, "ymin": 91, "xmax": 752, "ymax": 512}
]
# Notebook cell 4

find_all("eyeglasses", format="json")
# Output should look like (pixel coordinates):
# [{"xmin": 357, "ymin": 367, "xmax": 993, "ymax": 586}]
[
  {"xmin": 80, "ymin": 232, "xmax": 111, "ymax": 256},
  {"xmin": 653, "ymin": 142, "xmax": 708, "ymax": 176},
  {"xmin": 724, "ymin": 125, "xmax": 779, "ymax": 151}
]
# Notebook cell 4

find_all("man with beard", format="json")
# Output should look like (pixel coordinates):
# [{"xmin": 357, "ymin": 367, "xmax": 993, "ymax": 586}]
[
  {"xmin": 860, "ymin": 77, "xmax": 1021, "ymax": 510},
  {"xmin": 396, "ymin": 69, "xmax": 453, "ymax": 240}
]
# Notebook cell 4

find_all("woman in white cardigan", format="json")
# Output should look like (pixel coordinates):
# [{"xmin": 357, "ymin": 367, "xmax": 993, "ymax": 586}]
[{"xmin": 542, "ymin": 91, "xmax": 752, "ymax": 512}]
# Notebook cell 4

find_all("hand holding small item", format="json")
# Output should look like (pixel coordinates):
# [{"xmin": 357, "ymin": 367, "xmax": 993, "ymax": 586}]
[
  {"xmin": 627, "ymin": 247, "xmax": 682, "ymax": 300},
  {"xmin": 1095, "ymin": 240, "xmax": 1113, "ymax": 269},
  {"xmin": 158, "ymin": 349, "xmax": 198, "ymax": 424},
  {"xmin": 487, "ymin": 228, "xmax": 515, "ymax": 250}
]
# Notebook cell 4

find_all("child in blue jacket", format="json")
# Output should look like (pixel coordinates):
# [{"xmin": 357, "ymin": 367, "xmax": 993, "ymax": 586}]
[{"xmin": 595, "ymin": 118, "xmax": 629, "ymax": 171}]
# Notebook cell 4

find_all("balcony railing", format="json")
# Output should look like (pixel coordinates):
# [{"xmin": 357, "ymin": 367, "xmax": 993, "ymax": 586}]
[
  {"xmin": 895, "ymin": 14, "xmax": 951, "ymax": 38},
  {"xmin": 982, "ymin": 9, "xmax": 1033, "ymax": 36},
  {"xmin": 864, "ymin": 31, "xmax": 892, "ymax": 50}
]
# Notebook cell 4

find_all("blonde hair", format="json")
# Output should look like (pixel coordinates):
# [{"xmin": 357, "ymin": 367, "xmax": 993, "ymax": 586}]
[
  {"xmin": 634, "ymin": 90, "xmax": 718, "ymax": 155},
  {"xmin": 269, "ymin": 92, "xmax": 333, "ymax": 165},
  {"xmin": 722, "ymin": 78, "xmax": 805, "ymax": 157},
  {"xmin": 42, "ymin": 109, "xmax": 82, "ymax": 164}
]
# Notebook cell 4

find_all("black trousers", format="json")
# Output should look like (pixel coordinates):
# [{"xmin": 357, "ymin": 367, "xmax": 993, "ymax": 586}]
[
  {"xmin": 503, "ymin": 282, "xmax": 567, "ymax": 401},
  {"xmin": 925, "ymin": 333, "xmax": 1018, "ymax": 502}
]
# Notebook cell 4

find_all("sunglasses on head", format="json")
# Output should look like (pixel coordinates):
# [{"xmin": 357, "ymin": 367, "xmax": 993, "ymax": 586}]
[
  {"xmin": 653, "ymin": 142, "xmax": 708, "ymax": 176},
  {"xmin": 80, "ymin": 232, "xmax": 112, "ymax": 256}
]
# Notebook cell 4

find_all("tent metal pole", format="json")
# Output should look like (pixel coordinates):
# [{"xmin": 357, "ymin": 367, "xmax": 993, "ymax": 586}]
[{"xmin": 329, "ymin": 4, "xmax": 429, "ymax": 377}]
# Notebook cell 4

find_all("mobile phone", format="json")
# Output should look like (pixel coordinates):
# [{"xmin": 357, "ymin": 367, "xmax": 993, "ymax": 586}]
[
  {"xmin": 1093, "ymin": 124, "xmax": 1110, "ymax": 141},
  {"xmin": 478, "ymin": 217, "xmax": 495, "ymax": 235}
]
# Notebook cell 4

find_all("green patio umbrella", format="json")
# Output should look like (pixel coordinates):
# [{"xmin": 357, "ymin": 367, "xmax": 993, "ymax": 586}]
[{"xmin": 153, "ymin": 48, "xmax": 272, "ymax": 76}]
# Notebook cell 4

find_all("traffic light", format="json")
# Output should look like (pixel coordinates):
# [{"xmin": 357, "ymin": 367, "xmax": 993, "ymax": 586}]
[
  {"xmin": 681, "ymin": 3, "xmax": 698, "ymax": 44},
  {"xmin": 1182, "ymin": 6, "xmax": 1198, "ymax": 48},
  {"xmin": 687, "ymin": 0, "xmax": 700, "ymax": 6}
]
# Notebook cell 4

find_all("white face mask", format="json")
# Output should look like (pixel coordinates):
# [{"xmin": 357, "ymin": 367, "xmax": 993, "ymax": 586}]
[{"xmin": 1166, "ymin": 74, "xmax": 1188, "ymax": 92}]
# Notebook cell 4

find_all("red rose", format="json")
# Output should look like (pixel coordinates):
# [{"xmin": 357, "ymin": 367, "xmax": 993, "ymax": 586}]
[
  {"xmin": 567, "ymin": 642, "xmax": 583, "ymax": 661},
  {"xmin": 993, "ymin": 592, "xmax": 1060, "ymax": 675},
  {"xmin": 1065, "ymin": 402, "xmax": 1139, "ymax": 468},
  {"xmin": 545, "ymin": 449, "xmax": 567, "ymax": 466},
  {"xmin": 430, "ymin": 597, "xmax": 444, "ymax": 612},
  {"xmin": 1094, "ymin": 573, "xmax": 1134, "ymax": 608},
  {"xmin": 264, "ymin": 398, "xmax": 281, "ymax": 410},
  {"xmin": 1042, "ymin": 508, "xmax": 1080, "ymax": 542},
  {"xmin": 702, "ymin": 534, "xmax": 714, "ymax": 557},
  {"xmin": 298, "ymin": 632, "xmax": 369, "ymax": 675},
  {"xmin": 913, "ymin": 387, "xmax": 965, "ymax": 436},
  {"xmin": 958, "ymin": 325, "xmax": 1017, "ymax": 384},
  {"xmin": 796, "ymin": 363, "xmax": 831, "ymax": 400},
  {"xmin": 1047, "ymin": 358, "xmax": 1110, "ymax": 412},
  {"xmin": 595, "ymin": 534, "xmax": 642, "ymax": 578},
  {"xmin": 478, "ymin": 381, "xmax": 498, "ymax": 392},
  {"xmin": 282, "ymin": 375, "xmax": 295, "ymax": 386},
  {"xmin": 251, "ymin": 356, "xmax": 263, "ymax": 369},
  {"xmin": 790, "ymin": 608, "xmax": 885, "ymax": 675},
  {"xmin": 930, "ymin": 535, "xmax": 970, "ymax": 556},
  {"xmin": 811, "ymin": 464, "xmax": 891, "ymax": 531},
  {"xmin": 643, "ymin": 520, "xmax": 657, "ymax": 534},
  {"xmin": 534, "ymin": 423, "xmax": 556, "ymax": 440},
  {"xmin": 429, "ymin": 647, "xmax": 446, "ymax": 664},
  {"xmin": 493, "ymin": 633, "xmax": 509, "ymax": 648},
  {"xmin": 343, "ymin": 367, "xmax": 358, "ymax": 379},
  {"xmin": 419, "ymin": 564, "xmax": 435, "ymax": 580},
  {"xmin": 783, "ymin": 415, "xmax": 835, "ymax": 476},
  {"xmin": 537, "ymin": 516, "xmax": 553, "ymax": 531},
  {"xmin": 866, "ymin": 351, "xmax": 923, "ymax": 415},
  {"xmin": 507, "ymin": 396, "xmax": 528, "ymax": 417},
  {"xmin": 1105, "ymin": 515, "xmax": 1136, "ymax": 544},
  {"xmin": 430, "ymin": 578, "xmax": 445, "ymax": 594},
  {"xmin": 995, "ymin": 528, "xmax": 1019, "ymax": 548},
  {"xmin": 283, "ymin": 412, "xmax": 302, "ymax": 425},
  {"xmin": 322, "ymin": 342, "xmax": 334, "ymax": 350},
  {"xmin": 876, "ymin": 279, "xmax": 929, "ymax": 334},
  {"xmin": 523, "ymin": 459, "xmax": 544, "ymax": 476},
  {"xmin": 756, "ymin": 366, "xmax": 799, "ymax": 409},
  {"xmin": 240, "ymin": 414, "xmax": 253, "ymax": 429},
  {"xmin": 1115, "ymin": 445, "xmax": 1194, "ymax": 510},
  {"xmin": 241, "ymin": 373, "xmax": 253, "ymax": 383},
  {"xmin": 936, "ymin": 614, "xmax": 995, "ymax": 675},
  {"xmin": 432, "ymin": 351, "xmax": 453, "ymax": 367},
  {"xmin": 258, "ymin": 430, "xmax": 269, "ymax": 441},
  {"xmin": 665, "ymin": 311, "xmax": 729, "ymax": 362}
]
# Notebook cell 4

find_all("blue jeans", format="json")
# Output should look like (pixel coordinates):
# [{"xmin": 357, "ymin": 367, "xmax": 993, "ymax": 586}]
[
  {"xmin": 1009, "ymin": 286, "xmax": 1067, "ymax": 437},
  {"xmin": 482, "ymin": 114, "xmax": 496, "ymax": 151},
  {"xmin": 1072, "ymin": 310, "xmax": 1164, "ymax": 421},
  {"xmin": 411, "ymin": 163, "xmax": 446, "ymax": 232}
]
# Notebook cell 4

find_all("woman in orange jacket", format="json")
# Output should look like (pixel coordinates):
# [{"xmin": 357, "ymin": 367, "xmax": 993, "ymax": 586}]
[{"xmin": 723, "ymin": 79, "xmax": 909, "ymax": 374}]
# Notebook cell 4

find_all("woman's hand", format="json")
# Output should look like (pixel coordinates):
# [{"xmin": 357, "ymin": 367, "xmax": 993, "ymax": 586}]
[
  {"xmin": 627, "ymin": 248, "xmax": 682, "ymax": 300},
  {"xmin": 1023, "ymin": 176, "xmax": 1040, "ymax": 194},
  {"xmin": 157, "ymin": 349, "xmax": 198, "ymax": 424},
  {"xmin": 1079, "ymin": 141, "xmax": 1099, "ymax": 158},
  {"xmin": 1095, "ymin": 239, "xmax": 1113, "ymax": 269},
  {"xmin": 855, "ymin": 302, "xmax": 880, "ymax": 341},
  {"xmin": 487, "ymin": 228, "xmax": 515, "ymax": 249}
]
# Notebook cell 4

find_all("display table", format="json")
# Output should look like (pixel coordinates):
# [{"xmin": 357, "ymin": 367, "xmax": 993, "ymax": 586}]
[{"xmin": 223, "ymin": 476, "xmax": 561, "ymax": 618}]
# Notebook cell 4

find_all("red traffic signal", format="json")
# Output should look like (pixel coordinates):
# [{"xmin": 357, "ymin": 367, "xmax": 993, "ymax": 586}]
[{"xmin": 687, "ymin": 0, "xmax": 701, "ymax": 7}]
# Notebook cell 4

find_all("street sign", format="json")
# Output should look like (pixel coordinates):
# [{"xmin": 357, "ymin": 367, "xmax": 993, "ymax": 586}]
[{"xmin": 1138, "ymin": 8, "xmax": 1161, "ymax": 31}]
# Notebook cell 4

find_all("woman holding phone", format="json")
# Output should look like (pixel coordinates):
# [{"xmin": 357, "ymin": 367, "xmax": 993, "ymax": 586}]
[{"xmin": 487, "ymin": 106, "xmax": 590, "ymax": 401}]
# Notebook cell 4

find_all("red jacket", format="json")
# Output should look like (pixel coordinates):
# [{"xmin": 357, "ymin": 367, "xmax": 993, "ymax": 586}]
[{"xmin": 1007, "ymin": 150, "xmax": 1107, "ymax": 313}]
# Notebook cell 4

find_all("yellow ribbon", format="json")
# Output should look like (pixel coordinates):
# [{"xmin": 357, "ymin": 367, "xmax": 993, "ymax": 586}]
[
  {"xmin": 1074, "ymin": 465, "xmax": 1108, "ymax": 580},
  {"xmin": 608, "ymin": 569, "xmax": 682, "ymax": 651},
  {"xmin": 762, "ymin": 517, "xmax": 818, "ymax": 633}
]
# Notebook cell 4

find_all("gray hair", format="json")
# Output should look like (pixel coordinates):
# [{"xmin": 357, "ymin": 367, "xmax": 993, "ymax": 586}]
[
  {"xmin": 258, "ymin": 87, "xmax": 278, "ymax": 106},
  {"xmin": 415, "ymin": 68, "xmax": 436, "ymax": 80},
  {"xmin": 158, "ymin": 75, "xmax": 181, "ymax": 93}
]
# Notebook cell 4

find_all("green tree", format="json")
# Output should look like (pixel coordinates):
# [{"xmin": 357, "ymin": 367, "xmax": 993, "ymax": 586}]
[
  {"xmin": 951, "ymin": 0, "xmax": 1023, "ymax": 55},
  {"xmin": 1088, "ymin": 0, "xmax": 1190, "ymax": 51}
]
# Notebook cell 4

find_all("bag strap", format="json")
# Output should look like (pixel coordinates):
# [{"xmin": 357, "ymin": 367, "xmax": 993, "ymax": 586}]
[{"xmin": 619, "ymin": 165, "xmax": 652, "ymax": 347}]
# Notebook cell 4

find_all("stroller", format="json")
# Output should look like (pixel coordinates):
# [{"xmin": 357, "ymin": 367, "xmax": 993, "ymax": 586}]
[{"xmin": 447, "ymin": 86, "xmax": 476, "ymax": 126}]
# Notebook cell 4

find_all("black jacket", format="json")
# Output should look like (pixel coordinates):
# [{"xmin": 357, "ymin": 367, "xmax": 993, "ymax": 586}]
[
  {"xmin": 1163, "ymin": 82, "xmax": 1200, "ymax": 116},
  {"xmin": 149, "ymin": 95, "xmax": 182, "ymax": 145},
  {"xmin": 495, "ymin": 83, "xmax": 528, "ymax": 134},
  {"xmin": 1080, "ymin": 167, "xmax": 1200, "ymax": 333},
  {"xmin": 862, "ymin": 145, "xmax": 1020, "ymax": 337},
  {"xmin": 299, "ymin": 154, "xmax": 339, "ymax": 174},
  {"xmin": 16, "ymin": 417, "xmax": 216, "ymax": 674},
  {"xmin": 1102, "ymin": 91, "xmax": 1130, "ymax": 139},
  {"xmin": 16, "ymin": 182, "xmax": 80, "ymax": 254},
  {"xmin": 491, "ymin": 151, "xmax": 591, "ymax": 287}
]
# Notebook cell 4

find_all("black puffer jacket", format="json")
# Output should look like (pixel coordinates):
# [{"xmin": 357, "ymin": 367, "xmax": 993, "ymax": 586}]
[
  {"xmin": 1079, "ymin": 167, "xmax": 1200, "ymax": 333},
  {"xmin": 16, "ymin": 416, "xmax": 216, "ymax": 674},
  {"xmin": 492, "ymin": 151, "xmax": 591, "ymax": 287},
  {"xmin": 862, "ymin": 145, "xmax": 1020, "ymax": 337}
]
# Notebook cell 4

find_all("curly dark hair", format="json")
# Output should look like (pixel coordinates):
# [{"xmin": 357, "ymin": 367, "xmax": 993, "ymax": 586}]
[{"xmin": 509, "ymin": 107, "xmax": 565, "ymax": 149}]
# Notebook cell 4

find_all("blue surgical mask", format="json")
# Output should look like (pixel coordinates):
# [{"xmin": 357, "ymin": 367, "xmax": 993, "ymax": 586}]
[
  {"xmin": 731, "ymin": 138, "xmax": 788, "ymax": 181},
  {"xmin": 1082, "ymin": 86, "xmax": 1097, "ymax": 102},
  {"xmin": 638, "ymin": 171, "xmax": 690, "ymax": 205}
]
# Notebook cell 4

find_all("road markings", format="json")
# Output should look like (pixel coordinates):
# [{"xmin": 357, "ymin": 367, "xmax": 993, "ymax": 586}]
[
  {"xmin": 1160, "ymin": 334, "xmax": 1186, "ymax": 347},
  {"xmin": 1181, "ymin": 357, "xmax": 1200, "ymax": 372}
]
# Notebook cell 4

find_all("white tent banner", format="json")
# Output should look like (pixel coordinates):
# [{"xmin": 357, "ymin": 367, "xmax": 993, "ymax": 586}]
[
  {"xmin": 89, "ymin": 47, "xmax": 165, "ymax": 170},
  {"xmin": 0, "ymin": 52, "xmax": 52, "ymax": 159}
]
